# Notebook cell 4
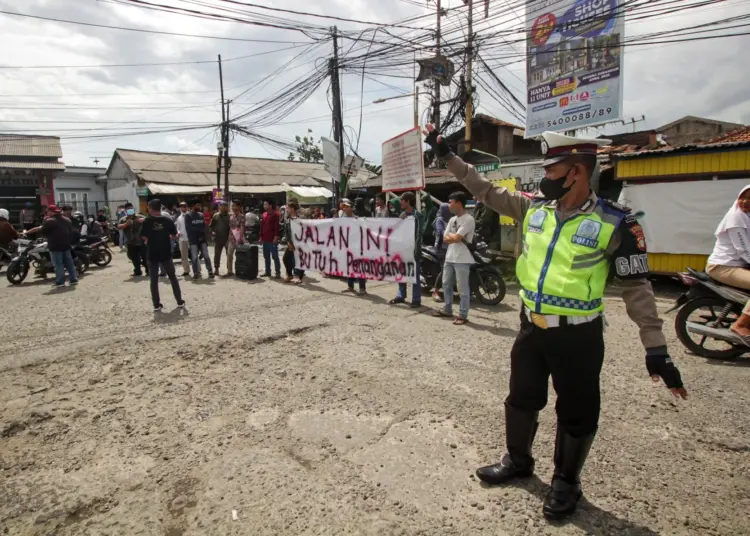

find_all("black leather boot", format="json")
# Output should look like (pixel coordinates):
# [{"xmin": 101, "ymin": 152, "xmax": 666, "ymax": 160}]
[
  {"xmin": 476, "ymin": 403, "xmax": 539, "ymax": 485},
  {"xmin": 542, "ymin": 427, "xmax": 596, "ymax": 520}
]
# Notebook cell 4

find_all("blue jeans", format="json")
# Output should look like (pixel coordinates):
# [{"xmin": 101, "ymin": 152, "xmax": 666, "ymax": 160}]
[
  {"xmin": 397, "ymin": 256, "xmax": 421, "ymax": 304},
  {"xmin": 190, "ymin": 242, "xmax": 212, "ymax": 275},
  {"xmin": 263, "ymin": 243, "xmax": 280, "ymax": 276},
  {"xmin": 50, "ymin": 249, "xmax": 78, "ymax": 286},
  {"xmin": 442, "ymin": 262, "xmax": 471, "ymax": 319}
]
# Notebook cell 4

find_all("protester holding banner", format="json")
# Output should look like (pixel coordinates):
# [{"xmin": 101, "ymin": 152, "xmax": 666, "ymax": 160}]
[
  {"xmin": 282, "ymin": 200, "xmax": 304, "ymax": 285},
  {"xmin": 339, "ymin": 199, "xmax": 367, "ymax": 295},
  {"xmin": 389, "ymin": 192, "xmax": 422, "ymax": 308},
  {"xmin": 374, "ymin": 194, "xmax": 389, "ymax": 218}
]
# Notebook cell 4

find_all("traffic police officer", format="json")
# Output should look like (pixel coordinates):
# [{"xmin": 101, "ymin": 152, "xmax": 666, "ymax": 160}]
[{"xmin": 423, "ymin": 124, "xmax": 688, "ymax": 520}]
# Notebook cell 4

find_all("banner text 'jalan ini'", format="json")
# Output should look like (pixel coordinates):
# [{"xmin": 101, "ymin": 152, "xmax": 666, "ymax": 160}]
[{"xmin": 290, "ymin": 218, "xmax": 417, "ymax": 284}]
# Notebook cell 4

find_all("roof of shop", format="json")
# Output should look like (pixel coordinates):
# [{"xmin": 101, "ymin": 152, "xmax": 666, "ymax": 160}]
[
  {"xmin": 109, "ymin": 148, "xmax": 374, "ymax": 188},
  {"xmin": 0, "ymin": 134, "xmax": 63, "ymax": 158}
]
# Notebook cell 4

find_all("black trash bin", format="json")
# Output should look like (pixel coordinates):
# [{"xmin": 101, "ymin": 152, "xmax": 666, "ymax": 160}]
[{"xmin": 234, "ymin": 244, "xmax": 258, "ymax": 280}]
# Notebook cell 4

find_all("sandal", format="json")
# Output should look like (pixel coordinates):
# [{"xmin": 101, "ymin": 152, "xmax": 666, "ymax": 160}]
[
  {"xmin": 342, "ymin": 288, "xmax": 356, "ymax": 294},
  {"xmin": 389, "ymin": 298, "xmax": 406, "ymax": 305},
  {"xmin": 432, "ymin": 310, "xmax": 452, "ymax": 318},
  {"xmin": 453, "ymin": 317, "xmax": 469, "ymax": 326}
]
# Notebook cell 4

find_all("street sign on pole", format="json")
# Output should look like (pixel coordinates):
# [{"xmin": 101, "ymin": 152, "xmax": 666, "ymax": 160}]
[
  {"xmin": 343, "ymin": 155, "xmax": 364, "ymax": 178},
  {"xmin": 321, "ymin": 137, "xmax": 341, "ymax": 182},
  {"xmin": 381, "ymin": 127, "xmax": 425, "ymax": 193}
]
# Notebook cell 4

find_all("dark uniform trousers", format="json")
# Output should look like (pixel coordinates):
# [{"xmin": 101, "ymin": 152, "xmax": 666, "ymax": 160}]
[{"xmin": 507, "ymin": 311, "xmax": 605, "ymax": 438}]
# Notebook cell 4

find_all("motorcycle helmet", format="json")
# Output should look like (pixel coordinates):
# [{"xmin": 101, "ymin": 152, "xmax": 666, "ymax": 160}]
[
  {"xmin": 72, "ymin": 211, "xmax": 84, "ymax": 221},
  {"xmin": 0, "ymin": 208, "xmax": 8, "ymax": 220}
]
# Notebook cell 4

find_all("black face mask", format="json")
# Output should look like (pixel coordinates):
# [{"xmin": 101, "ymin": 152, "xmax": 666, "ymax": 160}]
[{"xmin": 540, "ymin": 165, "xmax": 574, "ymax": 200}]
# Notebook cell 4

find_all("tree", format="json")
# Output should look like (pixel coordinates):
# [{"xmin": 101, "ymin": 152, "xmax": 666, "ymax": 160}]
[
  {"xmin": 288, "ymin": 129, "xmax": 324, "ymax": 163},
  {"xmin": 364, "ymin": 163, "xmax": 382, "ymax": 175}
]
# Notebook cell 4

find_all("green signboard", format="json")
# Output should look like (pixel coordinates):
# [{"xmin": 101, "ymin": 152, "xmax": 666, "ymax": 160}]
[
  {"xmin": 474, "ymin": 163, "xmax": 500, "ymax": 173},
  {"xmin": 136, "ymin": 187, "xmax": 149, "ymax": 197}
]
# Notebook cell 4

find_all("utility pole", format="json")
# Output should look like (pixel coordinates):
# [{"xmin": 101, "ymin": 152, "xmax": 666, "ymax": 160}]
[
  {"xmin": 223, "ymin": 100, "xmax": 230, "ymax": 198},
  {"xmin": 329, "ymin": 26, "xmax": 345, "ymax": 202},
  {"xmin": 217, "ymin": 54, "xmax": 225, "ymax": 192},
  {"xmin": 433, "ymin": 0, "xmax": 442, "ymax": 131},
  {"xmin": 464, "ymin": 0, "xmax": 474, "ymax": 153}
]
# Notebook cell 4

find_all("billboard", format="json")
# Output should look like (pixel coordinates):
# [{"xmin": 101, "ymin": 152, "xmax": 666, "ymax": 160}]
[{"xmin": 525, "ymin": 0, "xmax": 624, "ymax": 137}]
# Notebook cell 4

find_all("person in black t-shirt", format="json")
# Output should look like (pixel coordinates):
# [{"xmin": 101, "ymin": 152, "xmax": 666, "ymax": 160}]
[{"xmin": 140, "ymin": 198, "xmax": 185, "ymax": 312}]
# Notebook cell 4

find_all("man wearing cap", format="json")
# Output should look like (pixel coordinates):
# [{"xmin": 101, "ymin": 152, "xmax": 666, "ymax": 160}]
[{"xmin": 423, "ymin": 124, "xmax": 688, "ymax": 520}]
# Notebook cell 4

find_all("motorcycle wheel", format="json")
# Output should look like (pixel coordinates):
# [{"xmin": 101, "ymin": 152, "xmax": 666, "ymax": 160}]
[
  {"xmin": 6, "ymin": 260, "xmax": 28, "ymax": 285},
  {"xmin": 94, "ymin": 249, "xmax": 112, "ymax": 267},
  {"xmin": 473, "ymin": 268, "xmax": 506, "ymax": 305},
  {"xmin": 674, "ymin": 296, "xmax": 745, "ymax": 360},
  {"xmin": 75, "ymin": 251, "xmax": 90, "ymax": 274}
]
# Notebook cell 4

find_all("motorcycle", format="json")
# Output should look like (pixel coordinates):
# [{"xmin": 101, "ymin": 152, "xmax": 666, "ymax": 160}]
[
  {"xmin": 667, "ymin": 267, "xmax": 748, "ymax": 360},
  {"xmin": 6, "ymin": 239, "xmax": 88, "ymax": 285},
  {"xmin": 421, "ymin": 241, "xmax": 506, "ymax": 306},
  {"xmin": 80, "ymin": 236, "xmax": 112, "ymax": 267}
]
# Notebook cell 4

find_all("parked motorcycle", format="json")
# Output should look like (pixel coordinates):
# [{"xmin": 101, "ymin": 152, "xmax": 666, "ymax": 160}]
[
  {"xmin": 421, "ymin": 241, "xmax": 506, "ymax": 305},
  {"xmin": 6, "ymin": 239, "xmax": 88, "ymax": 285},
  {"xmin": 667, "ymin": 267, "xmax": 748, "ymax": 360},
  {"xmin": 80, "ymin": 236, "xmax": 112, "ymax": 267}
]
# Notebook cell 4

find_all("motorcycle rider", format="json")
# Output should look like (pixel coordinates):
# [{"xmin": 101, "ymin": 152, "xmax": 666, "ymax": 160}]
[
  {"xmin": 0, "ymin": 208, "xmax": 19, "ymax": 253},
  {"xmin": 706, "ymin": 185, "xmax": 750, "ymax": 344}
]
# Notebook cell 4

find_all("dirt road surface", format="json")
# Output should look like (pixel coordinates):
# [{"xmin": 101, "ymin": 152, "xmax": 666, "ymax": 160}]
[{"xmin": 1, "ymin": 255, "xmax": 748, "ymax": 536}]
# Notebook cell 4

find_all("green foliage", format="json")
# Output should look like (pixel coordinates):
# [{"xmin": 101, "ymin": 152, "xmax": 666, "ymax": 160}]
[{"xmin": 288, "ymin": 129, "xmax": 324, "ymax": 163}]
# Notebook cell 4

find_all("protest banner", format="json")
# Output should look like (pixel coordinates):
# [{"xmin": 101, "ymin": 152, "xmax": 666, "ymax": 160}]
[
  {"xmin": 381, "ymin": 127, "xmax": 425, "ymax": 192},
  {"xmin": 290, "ymin": 218, "xmax": 416, "ymax": 284}
]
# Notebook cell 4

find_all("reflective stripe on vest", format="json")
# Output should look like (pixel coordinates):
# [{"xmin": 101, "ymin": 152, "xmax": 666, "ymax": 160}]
[{"xmin": 516, "ymin": 199, "xmax": 625, "ymax": 316}]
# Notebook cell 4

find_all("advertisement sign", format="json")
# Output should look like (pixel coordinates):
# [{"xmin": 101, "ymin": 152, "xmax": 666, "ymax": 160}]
[
  {"xmin": 525, "ymin": 0, "xmax": 624, "ymax": 137},
  {"xmin": 212, "ymin": 188, "xmax": 225, "ymax": 205},
  {"xmin": 290, "ymin": 218, "xmax": 417, "ymax": 284},
  {"xmin": 381, "ymin": 127, "xmax": 425, "ymax": 192}
]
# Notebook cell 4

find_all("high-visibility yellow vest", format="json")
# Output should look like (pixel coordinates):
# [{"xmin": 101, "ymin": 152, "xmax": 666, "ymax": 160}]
[{"xmin": 517, "ymin": 198, "xmax": 626, "ymax": 315}]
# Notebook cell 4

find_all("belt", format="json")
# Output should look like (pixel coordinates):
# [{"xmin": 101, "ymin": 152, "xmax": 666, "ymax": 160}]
[{"xmin": 523, "ymin": 306, "xmax": 601, "ymax": 329}]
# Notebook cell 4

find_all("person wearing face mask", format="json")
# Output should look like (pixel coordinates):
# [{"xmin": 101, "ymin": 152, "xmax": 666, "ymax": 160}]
[
  {"xmin": 174, "ymin": 202, "xmax": 192, "ymax": 277},
  {"xmin": 423, "ymin": 124, "xmax": 688, "ymax": 521},
  {"xmin": 118, "ymin": 203, "xmax": 148, "ymax": 277}
]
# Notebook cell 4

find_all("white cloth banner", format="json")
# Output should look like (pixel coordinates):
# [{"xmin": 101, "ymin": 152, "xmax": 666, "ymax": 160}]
[
  {"xmin": 290, "ymin": 218, "xmax": 416, "ymax": 283},
  {"xmin": 618, "ymin": 179, "xmax": 750, "ymax": 255}
]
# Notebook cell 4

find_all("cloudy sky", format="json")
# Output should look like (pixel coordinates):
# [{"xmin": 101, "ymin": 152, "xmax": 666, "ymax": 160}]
[{"xmin": 0, "ymin": 0, "xmax": 748, "ymax": 168}]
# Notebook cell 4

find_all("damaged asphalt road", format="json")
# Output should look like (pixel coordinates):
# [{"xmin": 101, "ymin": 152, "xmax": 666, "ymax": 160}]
[{"xmin": 1, "ymin": 256, "xmax": 749, "ymax": 535}]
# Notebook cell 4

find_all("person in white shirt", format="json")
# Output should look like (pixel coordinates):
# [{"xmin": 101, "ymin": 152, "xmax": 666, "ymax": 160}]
[
  {"xmin": 374, "ymin": 193, "xmax": 389, "ymax": 218},
  {"xmin": 706, "ymin": 185, "xmax": 750, "ymax": 342},
  {"xmin": 174, "ymin": 201, "xmax": 193, "ymax": 277},
  {"xmin": 433, "ymin": 191, "xmax": 475, "ymax": 325}
]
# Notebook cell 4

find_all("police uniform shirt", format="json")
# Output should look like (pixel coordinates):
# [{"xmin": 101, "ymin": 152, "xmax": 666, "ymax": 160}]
[{"xmin": 445, "ymin": 156, "xmax": 665, "ymax": 350}]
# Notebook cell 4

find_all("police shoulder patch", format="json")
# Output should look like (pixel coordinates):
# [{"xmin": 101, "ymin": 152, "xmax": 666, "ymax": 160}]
[{"xmin": 601, "ymin": 198, "xmax": 632, "ymax": 214}]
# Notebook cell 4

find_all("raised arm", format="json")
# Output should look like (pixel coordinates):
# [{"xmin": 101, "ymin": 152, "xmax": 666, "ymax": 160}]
[{"xmin": 423, "ymin": 124, "xmax": 531, "ymax": 223}]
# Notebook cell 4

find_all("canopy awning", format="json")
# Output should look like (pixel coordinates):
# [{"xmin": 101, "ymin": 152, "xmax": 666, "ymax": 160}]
[
  {"xmin": 143, "ymin": 182, "xmax": 333, "ymax": 197},
  {"xmin": 144, "ymin": 183, "xmax": 212, "ymax": 195}
]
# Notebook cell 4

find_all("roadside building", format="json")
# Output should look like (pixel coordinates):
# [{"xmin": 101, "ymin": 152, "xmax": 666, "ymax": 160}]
[
  {"xmin": 104, "ymin": 149, "xmax": 374, "ymax": 214},
  {"xmin": 613, "ymin": 126, "xmax": 750, "ymax": 273},
  {"xmin": 54, "ymin": 166, "xmax": 121, "ymax": 217},
  {"xmin": 0, "ymin": 134, "xmax": 63, "ymax": 224}
]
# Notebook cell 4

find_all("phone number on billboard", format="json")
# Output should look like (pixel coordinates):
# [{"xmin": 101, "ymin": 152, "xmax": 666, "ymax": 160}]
[{"xmin": 546, "ymin": 108, "xmax": 613, "ymax": 127}]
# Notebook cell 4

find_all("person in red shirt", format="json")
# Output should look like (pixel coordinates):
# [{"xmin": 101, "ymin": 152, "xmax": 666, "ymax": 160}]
[{"xmin": 260, "ymin": 199, "xmax": 281, "ymax": 278}]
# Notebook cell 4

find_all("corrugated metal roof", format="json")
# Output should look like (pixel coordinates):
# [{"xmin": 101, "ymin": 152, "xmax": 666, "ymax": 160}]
[
  {"xmin": 613, "ymin": 139, "xmax": 750, "ymax": 159},
  {"xmin": 0, "ymin": 135, "xmax": 63, "ymax": 158},
  {"xmin": 114, "ymin": 149, "xmax": 374, "ymax": 187},
  {"xmin": 0, "ymin": 160, "xmax": 65, "ymax": 170}
]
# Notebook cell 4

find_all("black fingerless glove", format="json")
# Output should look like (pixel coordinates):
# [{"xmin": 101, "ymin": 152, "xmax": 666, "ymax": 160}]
[
  {"xmin": 645, "ymin": 347, "xmax": 683, "ymax": 389},
  {"xmin": 424, "ymin": 129, "xmax": 452, "ymax": 159}
]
